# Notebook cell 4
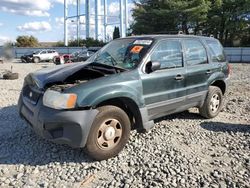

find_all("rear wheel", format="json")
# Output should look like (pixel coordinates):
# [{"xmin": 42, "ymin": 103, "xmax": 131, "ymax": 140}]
[
  {"xmin": 85, "ymin": 105, "xmax": 131, "ymax": 160},
  {"xmin": 52, "ymin": 57, "xmax": 56, "ymax": 63},
  {"xmin": 199, "ymin": 86, "xmax": 223, "ymax": 118}
]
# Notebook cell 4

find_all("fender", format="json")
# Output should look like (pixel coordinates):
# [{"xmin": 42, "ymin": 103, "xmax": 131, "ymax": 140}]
[
  {"xmin": 207, "ymin": 72, "xmax": 226, "ymax": 86},
  {"xmin": 78, "ymin": 84, "xmax": 144, "ymax": 108}
]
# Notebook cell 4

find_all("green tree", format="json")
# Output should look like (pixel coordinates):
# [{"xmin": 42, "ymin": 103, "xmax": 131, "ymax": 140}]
[
  {"xmin": 16, "ymin": 35, "xmax": 39, "ymax": 47},
  {"xmin": 113, "ymin": 27, "xmax": 120, "ymax": 39},
  {"xmin": 67, "ymin": 38, "xmax": 105, "ymax": 47},
  {"xmin": 205, "ymin": 0, "xmax": 250, "ymax": 46},
  {"xmin": 131, "ymin": 0, "xmax": 250, "ymax": 46},
  {"xmin": 131, "ymin": 0, "xmax": 210, "ymax": 34},
  {"xmin": 55, "ymin": 41, "xmax": 65, "ymax": 47}
]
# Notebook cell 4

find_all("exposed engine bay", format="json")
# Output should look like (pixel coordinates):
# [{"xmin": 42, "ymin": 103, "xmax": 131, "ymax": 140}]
[{"xmin": 45, "ymin": 63, "xmax": 126, "ymax": 92}]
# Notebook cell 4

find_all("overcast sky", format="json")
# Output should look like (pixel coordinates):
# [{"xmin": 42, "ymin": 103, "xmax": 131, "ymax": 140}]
[{"xmin": 0, "ymin": 0, "xmax": 134, "ymax": 45}]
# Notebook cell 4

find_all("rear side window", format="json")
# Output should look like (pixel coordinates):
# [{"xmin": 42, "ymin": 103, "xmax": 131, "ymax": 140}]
[
  {"xmin": 183, "ymin": 39, "xmax": 207, "ymax": 66},
  {"xmin": 206, "ymin": 40, "xmax": 226, "ymax": 62},
  {"xmin": 151, "ymin": 40, "xmax": 183, "ymax": 69}
]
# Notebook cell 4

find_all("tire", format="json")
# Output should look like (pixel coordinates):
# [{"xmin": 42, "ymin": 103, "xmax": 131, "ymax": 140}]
[
  {"xmin": 85, "ymin": 105, "xmax": 131, "ymax": 160},
  {"xmin": 199, "ymin": 86, "xmax": 224, "ymax": 119},
  {"xmin": 21, "ymin": 58, "xmax": 27, "ymax": 63},
  {"xmin": 3, "ymin": 72, "xmax": 19, "ymax": 80},
  {"xmin": 33, "ymin": 57, "xmax": 40, "ymax": 63}
]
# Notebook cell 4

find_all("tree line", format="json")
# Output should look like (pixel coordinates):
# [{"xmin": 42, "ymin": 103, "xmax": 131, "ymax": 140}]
[{"xmin": 131, "ymin": 0, "xmax": 250, "ymax": 46}]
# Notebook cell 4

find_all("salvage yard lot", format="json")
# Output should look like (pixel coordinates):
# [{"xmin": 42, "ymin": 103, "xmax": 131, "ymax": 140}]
[{"xmin": 0, "ymin": 62, "xmax": 249, "ymax": 187}]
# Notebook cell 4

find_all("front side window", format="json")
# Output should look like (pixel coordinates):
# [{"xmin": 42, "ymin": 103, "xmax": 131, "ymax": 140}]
[
  {"xmin": 183, "ymin": 39, "xmax": 207, "ymax": 66},
  {"xmin": 40, "ymin": 51, "xmax": 47, "ymax": 54},
  {"xmin": 206, "ymin": 40, "xmax": 226, "ymax": 62},
  {"xmin": 150, "ymin": 40, "xmax": 183, "ymax": 69}
]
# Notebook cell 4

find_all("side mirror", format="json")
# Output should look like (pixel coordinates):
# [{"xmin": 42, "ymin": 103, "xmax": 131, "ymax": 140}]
[
  {"xmin": 151, "ymin": 61, "xmax": 161, "ymax": 72},
  {"xmin": 146, "ymin": 61, "xmax": 161, "ymax": 73}
]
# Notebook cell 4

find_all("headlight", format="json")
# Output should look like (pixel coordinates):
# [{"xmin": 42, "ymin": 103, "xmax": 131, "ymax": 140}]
[{"xmin": 43, "ymin": 90, "xmax": 77, "ymax": 109}]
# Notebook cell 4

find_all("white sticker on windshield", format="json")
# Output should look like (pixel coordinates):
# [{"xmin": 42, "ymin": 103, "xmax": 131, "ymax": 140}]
[{"xmin": 133, "ymin": 40, "xmax": 152, "ymax": 45}]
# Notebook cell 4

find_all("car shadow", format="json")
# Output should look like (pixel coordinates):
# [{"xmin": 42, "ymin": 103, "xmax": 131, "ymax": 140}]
[
  {"xmin": 0, "ymin": 105, "xmax": 92, "ymax": 166},
  {"xmin": 155, "ymin": 110, "xmax": 204, "ymax": 123},
  {"xmin": 200, "ymin": 121, "xmax": 250, "ymax": 133}
]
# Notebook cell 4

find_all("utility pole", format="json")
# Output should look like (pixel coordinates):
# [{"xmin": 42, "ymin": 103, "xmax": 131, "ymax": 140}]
[
  {"xmin": 77, "ymin": 0, "xmax": 80, "ymax": 46},
  {"xmin": 119, "ymin": 0, "xmax": 124, "ymax": 37},
  {"xmin": 103, "ymin": 0, "xmax": 107, "ymax": 42},
  {"xmin": 95, "ymin": 0, "xmax": 100, "ymax": 40},
  {"xmin": 124, "ymin": 0, "xmax": 128, "ymax": 36},
  {"xmin": 85, "ymin": 0, "xmax": 90, "ymax": 38},
  {"xmin": 64, "ymin": 0, "xmax": 68, "ymax": 46}
]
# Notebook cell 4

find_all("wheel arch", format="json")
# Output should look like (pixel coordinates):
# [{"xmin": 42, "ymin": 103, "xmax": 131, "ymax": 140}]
[
  {"xmin": 95, "ymin": 97, "xmax": 144, "ymax": 131},
  {"xmin": 210, "ymin": 80, "xmax": 226, "ymax": 95}
]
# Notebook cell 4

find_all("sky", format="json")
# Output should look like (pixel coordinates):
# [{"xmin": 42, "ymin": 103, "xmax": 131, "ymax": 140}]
[{"xmin": 0, "ymin": 0, "xmax": 135, "ymax": 45}]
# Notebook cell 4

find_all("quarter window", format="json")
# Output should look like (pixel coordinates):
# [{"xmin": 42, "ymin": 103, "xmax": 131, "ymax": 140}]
[
  {"xmin": 183, "ymin": 40, "xmax": 207, "ymax": 66},
  {"xmin": 206, "ymin": 40, "xmax": 226, "ymax": 62},
  {"xmin": 151, "ymin": 40, "xmax": 183, "ymax": 69}
]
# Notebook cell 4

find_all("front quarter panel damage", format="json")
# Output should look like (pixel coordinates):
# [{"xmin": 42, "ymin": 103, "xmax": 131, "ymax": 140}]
[{"xmin": 64, "ymin": 70, "xmax": 144, "ymax": 109}]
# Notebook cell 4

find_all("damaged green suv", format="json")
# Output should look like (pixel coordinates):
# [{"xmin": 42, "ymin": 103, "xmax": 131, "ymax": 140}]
[{"xmin": 18, "ymin": 35, "xmax": 230, "ymax": 160}]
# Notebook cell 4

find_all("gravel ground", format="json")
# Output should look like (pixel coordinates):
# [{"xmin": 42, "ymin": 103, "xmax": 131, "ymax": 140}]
[{"xmin": 0, "ymin": 62, "xmax": 249, "ymax": 188}]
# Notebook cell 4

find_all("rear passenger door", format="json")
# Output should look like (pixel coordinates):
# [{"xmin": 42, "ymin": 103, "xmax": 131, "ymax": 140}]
[
  {"xmin": 182, "ymin": 39, "xmax": 211, "ymax": 104},
  {"xmin": 141, "ymin": 39, "xmax": 186, "ymax": 119}
]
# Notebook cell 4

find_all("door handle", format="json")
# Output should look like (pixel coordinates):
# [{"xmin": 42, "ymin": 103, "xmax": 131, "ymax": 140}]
[
  {"xmin": 206, "ymin": 70, "xmax": 212, "ymax": 75},
  {"xmin": 175, "ymin": 74, "xmax": 184, "ymax": 80}
]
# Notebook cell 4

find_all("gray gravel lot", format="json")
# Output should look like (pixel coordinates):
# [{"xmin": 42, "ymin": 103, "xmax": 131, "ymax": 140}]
[{"xmin": 0, "ymin": 62, "xmax": 249, "ymax": 188}]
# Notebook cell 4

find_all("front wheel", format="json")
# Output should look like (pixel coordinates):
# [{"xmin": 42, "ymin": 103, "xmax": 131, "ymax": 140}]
[
  {"xmin": 33, "ymin": 57, "xmax": 40, "ymax": 63},
  {"xmin": 199, "ymin": 86, "xmax": 224, "ymax": 118},
  {"xmin": 85, "ymin": 105, "xmax": 131, "ymax": 160}
]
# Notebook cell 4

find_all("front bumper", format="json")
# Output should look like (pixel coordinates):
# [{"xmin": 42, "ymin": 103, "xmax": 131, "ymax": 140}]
[
  {"xmin": 18, "ymin": 91, "xmax": 98, "ymax": 148},
  {"xmin": 21, "ymin": 56, "xmax": 33, "ymax": 63}
]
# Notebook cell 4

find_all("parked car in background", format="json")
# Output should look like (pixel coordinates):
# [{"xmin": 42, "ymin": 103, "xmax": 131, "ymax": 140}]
[
  {"xmin": 69, "ymin": 50, "xmax": 95, "ymax": 63},
  {"xmin": 54, "ymin": 53, "xmax": 74, "ymax": 65},
  {"xmin": 21, "ymin": 51, "xmax": 34, "ymax": 63},
  {"xmin": 21, "ymin": 50, "xmax": 59, "ymax": 63},
  {"xmin": 54, "ymin": 49, "xmax": 99, "ymax": 65},
  {"xmin": 32, "ymin": 50, "xmax": 59, "ymax": 63}
]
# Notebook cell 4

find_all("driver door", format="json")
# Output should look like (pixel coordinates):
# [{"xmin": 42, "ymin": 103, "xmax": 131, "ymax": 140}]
[{"xmin": 141, "ymin": 39, "xmax": 186, "ymax": 120}]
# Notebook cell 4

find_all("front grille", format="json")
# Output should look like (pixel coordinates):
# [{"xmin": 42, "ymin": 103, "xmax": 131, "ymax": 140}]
[{"xmin": 23, "ymin": 85, "xmax": 41, "ymax": 104}]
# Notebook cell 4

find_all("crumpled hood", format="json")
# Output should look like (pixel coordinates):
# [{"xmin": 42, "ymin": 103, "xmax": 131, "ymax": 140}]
[{"xmin": 29, "ymin": 62, "xmax": 90, "ymax": 89}]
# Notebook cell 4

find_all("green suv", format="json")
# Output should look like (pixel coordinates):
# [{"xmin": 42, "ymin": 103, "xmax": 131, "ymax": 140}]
[{"xmin": 18, "ymin": 35, "xmax": 230, "ymax": 160}]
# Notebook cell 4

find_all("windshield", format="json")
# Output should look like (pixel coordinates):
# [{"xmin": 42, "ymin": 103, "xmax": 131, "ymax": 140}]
[
  {"xmin": 87, "ymin": 38, "xmax": 153, "ymax": 70},
  {"xmin": 33, "ymin": 50, "xmax": 40, "ymax": 54}
]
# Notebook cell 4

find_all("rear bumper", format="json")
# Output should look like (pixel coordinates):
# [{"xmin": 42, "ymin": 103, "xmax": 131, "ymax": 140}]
[{"xmin": 18, "ymin": 92, "xmax": 98, "ymax": 148}]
